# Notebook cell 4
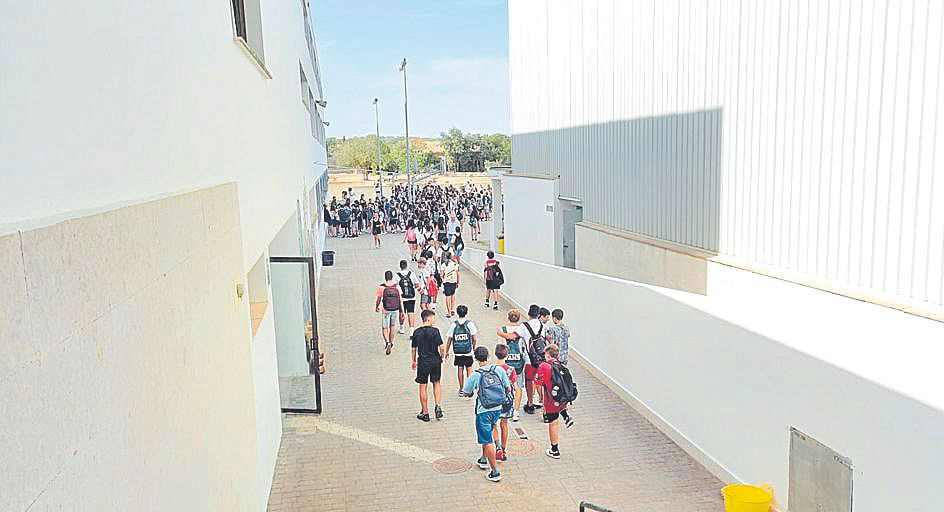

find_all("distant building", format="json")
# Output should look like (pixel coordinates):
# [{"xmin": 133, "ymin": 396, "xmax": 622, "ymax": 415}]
[{"xmin": 1, "ymin": 1, "xmax": 328, "ymax": 509}]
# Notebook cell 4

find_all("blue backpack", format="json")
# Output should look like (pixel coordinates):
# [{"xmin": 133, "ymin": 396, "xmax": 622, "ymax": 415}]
[
  {"xmin": 476, "ymin": 367, "xmax": 510, "ymax": 409},
  {"xmin": 452, "ymin": 321, "xmax": 473, "ymax": 354}
]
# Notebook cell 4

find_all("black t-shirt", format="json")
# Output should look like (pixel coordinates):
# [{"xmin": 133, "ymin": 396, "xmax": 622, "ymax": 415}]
[{"xmin": 411, "ymin": 326, "xmax": 443, "ymax": 366}]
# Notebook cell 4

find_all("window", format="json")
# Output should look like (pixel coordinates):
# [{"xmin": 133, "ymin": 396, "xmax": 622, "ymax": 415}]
[
  {"xmin": 231, "ymin": 0, "xmax": 267, "ymax": 70},
  {"xmin": 300, "ymin": 64, "xmax": 311, "ymax": 110}
]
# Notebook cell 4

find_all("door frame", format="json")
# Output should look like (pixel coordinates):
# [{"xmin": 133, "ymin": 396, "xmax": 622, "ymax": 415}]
[{"xmin": 269, "ymin": 256, "xmax": 322, "ymax": 414}]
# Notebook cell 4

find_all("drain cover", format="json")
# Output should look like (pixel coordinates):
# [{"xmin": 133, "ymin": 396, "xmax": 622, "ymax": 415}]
[
  {"xmin": 506, "ymin": 439, "xmax": 538, "ymax": 456},
  {"xmin": 432, "ymin": 457, "xmax": 473, "ymax": 474}
]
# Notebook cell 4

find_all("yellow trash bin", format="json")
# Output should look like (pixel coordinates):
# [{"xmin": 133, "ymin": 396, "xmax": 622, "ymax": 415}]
[
  {"xmin": 497, "ymin": 235, "xmax": 505, "ymax": 254},
  {"xmin": 721, "ymin": 484, "xmax": 773, "ymax": 512}
]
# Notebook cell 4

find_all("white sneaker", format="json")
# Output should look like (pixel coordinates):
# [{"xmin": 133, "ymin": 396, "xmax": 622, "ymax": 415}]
[
  {"xmin": 398, "ymin": 325, "xmax": 405, "ymax": 334},
  {"xmin": 512, "ymin": 411, "xmax": 520, "ymax": 422}
]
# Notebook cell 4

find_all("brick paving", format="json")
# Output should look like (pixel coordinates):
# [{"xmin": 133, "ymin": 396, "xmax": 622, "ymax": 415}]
[{"xmin": 267, "ymin": 233, "xmax": 724, "ymax": 511}]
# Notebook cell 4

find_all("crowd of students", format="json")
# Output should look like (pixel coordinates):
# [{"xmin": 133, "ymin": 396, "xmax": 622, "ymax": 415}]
[{"xmin": 367, "ymin": 182, "xmax": 577, "ymax": 484}]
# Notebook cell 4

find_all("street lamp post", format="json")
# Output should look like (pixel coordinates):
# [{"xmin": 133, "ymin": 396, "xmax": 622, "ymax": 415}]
[
  {"xmin": 399, "ymin": 58, "xmax": 412, "ymax": 202},
  {"xmin": 373, "ymin": 97, "xmax": 382, "ymax": 197}
]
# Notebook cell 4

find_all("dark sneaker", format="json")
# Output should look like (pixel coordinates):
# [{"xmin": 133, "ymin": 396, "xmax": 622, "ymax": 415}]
[
  {"xmin": 385, "ymin": 342, "xmax": 393, "ymax": 355},
  {"xmin": 523, "ymin": 404, "xmax": 535, "ymax": 415},
  {"xmin": 416, "ymin": 412, "xmax": 430, "ymax": 423},
  {"xmin": 565, "ymin": 416, "xmax": 575, "ymax": 429},
  {"xmin": 533, "ymin": 403, "xmax": 543, "ymax": 409},
  {"xmin": 545, "ymin": 448, "xmax": 561, "ymax": 459},
  {"xmin": 435, "ymin": 406, "xmax": 443, "ymax": 420},
  {"xmin": 485, "ymin": 470, "xmax": 502, "ymax": 482},
  {"xmin": 476, "ymin": 456, "xmax": 489, "ymax": 470},
  {"xmin": 496, "ymin": 449, "xmax": 507, "ymax": 462},
  {"xmin": 493, "ymin": 304, "xmax": 499, "ymax": 310}
]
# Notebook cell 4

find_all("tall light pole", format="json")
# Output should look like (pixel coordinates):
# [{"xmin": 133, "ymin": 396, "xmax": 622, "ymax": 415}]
[
  {"xmin": 399, "ymin": 57, "xmax": 412, "ymax": 202},
  {"xmin": 373, "ymin": 97, "xmax": 382, "ymax": 197}
]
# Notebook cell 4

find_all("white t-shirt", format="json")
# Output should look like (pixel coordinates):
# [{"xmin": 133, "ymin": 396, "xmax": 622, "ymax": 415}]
[
  {"xmin": 441, "ymin": 262, "xmax": 459, "ymax": 283},
  {"xmin": 514, "ymin": 318, "xmax": 544, "ymax": 356},
  {"xmin": 446, "ymin": 319, "xmax": 478, "ymax": 339}
]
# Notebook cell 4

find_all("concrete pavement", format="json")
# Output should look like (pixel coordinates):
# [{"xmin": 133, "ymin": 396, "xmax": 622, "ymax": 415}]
[{"xmin": 266, "ymin": 232, "xmax": 724, "ymax": 511}]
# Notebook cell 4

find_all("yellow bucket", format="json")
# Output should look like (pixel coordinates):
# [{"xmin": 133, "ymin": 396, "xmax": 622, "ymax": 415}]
[
  {"xmin": 497, "ymin": 235, "xmax": 505, "ymax": 254},
  {"xmin": 721, "ymin": 484, "xmax": 773, "ymax": 512}
]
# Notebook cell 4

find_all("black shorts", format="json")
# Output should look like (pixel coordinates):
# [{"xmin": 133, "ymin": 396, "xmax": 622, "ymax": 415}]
[
  {"xmin": 403, "ymin": 299, "xmax": 416, "ymax": 313},
  {"xmin": 485, "ymin": 280, "xmax": 501, "ymax": 290},
  {"xmin": 543, "ymin": 411, "xmax": 561, "ymax": 423},
  {"xmin": 443, "ymin": 282, "xmax": 457, "ymax": 296},
  {"xmin": 373, "ymin": 228, "xmax": 381, "ymax": 235},
  {"xmin": 416, "ymin": 363, "xmax": 442, "ymax": 384},
  {"xmin": 454, "ymin": 355, "xmax": 473, "ymax": 368},
  {"xmin": 341, "ymin": 220, "xmax": 350, "ymax": 229}
]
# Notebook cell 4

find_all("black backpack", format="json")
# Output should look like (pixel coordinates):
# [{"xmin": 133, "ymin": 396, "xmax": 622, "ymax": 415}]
[
  {"xmin": 524, "ymin": 322, "xmax": 546, "ymax": 367},
  {"xmin": 490, "ymin": 264, "xmax": 504, "ymax": 285},
  {"xmin": 397, "ymin": 271, "xmax": 416, "ymax": 299},
  {"xmin": 548, "ymin": 362, "xmax": 578, "ymax": 404}
]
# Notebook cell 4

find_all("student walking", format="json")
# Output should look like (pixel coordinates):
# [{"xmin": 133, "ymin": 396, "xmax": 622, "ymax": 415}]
[
  {"xmin": 492, "ymin": 343, "xmax": 518, "ymax": 462},
  {"xmin": 374, "ymin": 270, "xmax": 403, "ymax": 356},
  {"xmin": 445, "ymin": 305, "xmax": 477, "ymax": 397},
  {"xmin": 417, "ymin": 257, "xmax": 432, "ymax": 312},
  {"xmin": 411, "ymin": 310, "xmax": 445, "ymax": 422},
  {"xmin": 535, "ymin": 344, "xmax": 577, "ymax": 459},
  {"xmin": 396, "ymin": 260, "xmax": 421, "ymax": 334},
  {"xmin": 372, "ymin": 213, "xmax": 384, "ymax": 248},
  {"xmin": 461, "ymin": 346, "xmax": 512, "ymax": 482},
  {"xmin": 440, "ymin": 253, "xmax": 460, "ymax": 318},
  {"xmin": 498, "ymin": 304, "xmax": 546, "ymax": 414},
  {"xmin": 483, "ymin": 251, "xmax": 504, "ymax": 310},
  {"xmin": 404, "ymin": 221, "xmax": 419, "ymax": 261},
  {"xmin": 451, "ymin": 226, "xmax": 465, "ymax": 265},
  {"xmin": 545, "ymin": 308, "xmax": 574, "ymax": 427},
  {"xmin": 499, "ymin": 309, "xmax": 526, "ymax": 421}
]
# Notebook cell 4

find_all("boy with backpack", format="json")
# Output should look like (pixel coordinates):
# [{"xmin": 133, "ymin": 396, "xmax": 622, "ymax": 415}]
[
  {"xmin": 396, "ymin": 259, "xmax": 421, "ymax": 334},
  {"xmin": 535, "ymin": 344, "xmax": 577, "ymax": 459},
  {"xmin": 483, "ymin": 251, "xmax": 504, "ymax": 310},
  {"xmin": 445, "ymin": 305, "xmax": 477, "ymax": 397},
  {"xmin": 461, "ymin": 346, "xmax": 512, "ymax": 482},
  {"xmin": 492, "ymin": 344, "xmax": 518, "ymax": 462},
  {"xmin": 499, "ymin": 304, "xmax": 545, "ymax": 414},
  {"xmin": 497, "ymin": 309, "xmax": 526, "ymax": 422},
  {"xmin": 411, "ymin": 310, "xmax": 445, "ymax": 422},
  {"xmin": 374, "ymin": 270, "xmax": 403, "ymax": 356},
  {"xmin": 545, "ymin": 308, "xmax": 574, "ymax": 427}
]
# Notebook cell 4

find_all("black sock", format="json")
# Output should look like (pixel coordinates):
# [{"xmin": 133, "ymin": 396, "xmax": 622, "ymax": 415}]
[
  {"xmin": 551, "ymin": 443, "xmax": 559, "ymax": 453},
  {"xmin": 560, "ymin": 410, "xmax": 570, "ymax": 420}
]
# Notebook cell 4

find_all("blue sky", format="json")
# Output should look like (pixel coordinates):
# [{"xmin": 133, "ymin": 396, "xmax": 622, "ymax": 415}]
[{"xmin": 311, "ymin": 0, "xmax": 509, "ymax": 138}]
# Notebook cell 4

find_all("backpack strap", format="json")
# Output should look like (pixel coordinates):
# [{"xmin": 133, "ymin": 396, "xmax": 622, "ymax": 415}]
[{"xmin": 523, "ymin": 322, "xmax": 536, "ymax": 338}]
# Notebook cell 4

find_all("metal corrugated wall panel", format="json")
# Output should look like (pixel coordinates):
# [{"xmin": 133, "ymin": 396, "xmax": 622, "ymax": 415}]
[{"xmin": 509, "ymin": 0, "xmax": 944, "ymax": 306}]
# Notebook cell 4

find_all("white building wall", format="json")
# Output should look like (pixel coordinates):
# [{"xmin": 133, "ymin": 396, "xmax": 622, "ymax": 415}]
[
  {"xmin": 462, "ymin": 247, "xmax": 944, "ymax": 512},
  {"xmin": 0, "ymin": 1, "xmax": 330, "ymax": 509},
  {"xmin": 0, "ymin": 0, "xmax": 329, "ymax": 272},
  {"xmin": 509, "ymin": 0, "xmax": 944, "ymax": 307},
  {"xmin": 501, "ymin": 173, "xmax": 557, "ymax": 265}
]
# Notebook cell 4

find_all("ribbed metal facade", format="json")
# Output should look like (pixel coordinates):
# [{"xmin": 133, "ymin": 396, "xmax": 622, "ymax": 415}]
[{"xmin": 509, "ymin": 0, "xmax": 944, "ymax": 306}]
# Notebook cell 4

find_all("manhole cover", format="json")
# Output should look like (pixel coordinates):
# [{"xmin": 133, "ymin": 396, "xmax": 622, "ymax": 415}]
[
  {"xmin": 432, "ymin": 457, "xmax": 473, "ymax": 474},
  {"xmin": 506, "ymin": 439, "xmax": 538, "ymax": 456}
]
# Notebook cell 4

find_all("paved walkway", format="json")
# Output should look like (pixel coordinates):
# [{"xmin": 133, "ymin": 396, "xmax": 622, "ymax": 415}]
[{"xmin": 267, "ymin": 233, "xmax": 723, "ymax": 511}]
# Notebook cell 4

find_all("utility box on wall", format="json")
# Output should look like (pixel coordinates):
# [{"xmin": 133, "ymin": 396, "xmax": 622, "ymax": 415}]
[{"xmin": 788, "ymin": 428, "xmax": 853, "ymax": 512}]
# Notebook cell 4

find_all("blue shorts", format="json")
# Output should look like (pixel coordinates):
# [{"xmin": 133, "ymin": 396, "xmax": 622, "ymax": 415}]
[
  {"xmin": 475, "ymin": 410, "xmax": 501, "ymax": 445},
  {"xmin": 381, "ymin": 310, "xmax": 398, "ymax": 328}
]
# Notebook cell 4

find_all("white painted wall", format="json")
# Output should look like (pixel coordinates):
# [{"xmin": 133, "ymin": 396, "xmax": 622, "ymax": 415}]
[
  {"xmin": 0, "ymin": 185, "xmax": 267, "ymax": 510},
  {"xmin": 462, "ymin": 247, "xmax": 944, "ymax": 512},
  {"xmin": 249, "ymin": 308, "xmax": 283, "ymax": 507},
  {"xmin": 509, "ymin": 0, "xmax": 944, "ymax": 307},
  {"xmin": 500, "ymin": 173, "xmax": 557, "ymax": 265},
  {"xmin": 0, "ymin": 0, "xmax": 329, "ymax": 272}
]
